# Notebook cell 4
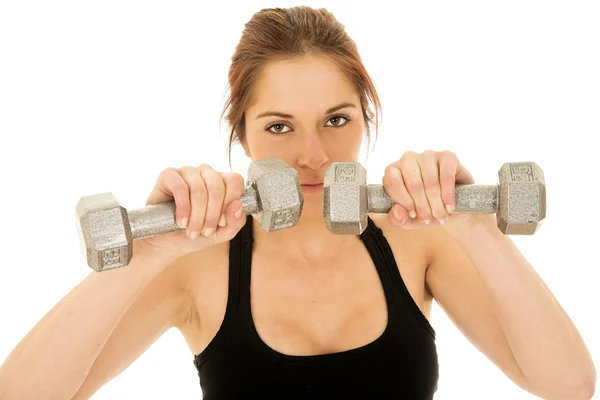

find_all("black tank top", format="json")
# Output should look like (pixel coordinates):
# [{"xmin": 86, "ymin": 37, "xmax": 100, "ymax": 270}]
[{"xmin": 193, "ymin": 215, "xmax": 439, "ymax": 399}]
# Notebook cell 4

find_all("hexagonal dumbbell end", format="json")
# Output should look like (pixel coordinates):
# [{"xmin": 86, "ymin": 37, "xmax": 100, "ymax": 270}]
[
  {"xmin": 323, "ymin": 162, "xmax": 368, "ymax": 235},
  {"xmin": 249, "ymin": 157, "xmax": 304, "ymax": 231},
  {"xmin": 75, "ymin": 193, "xmax": 135, "ymax": 272},
  {"xmin": 497, "ymin": 162, "xmax": 546, "ymax": 235}
]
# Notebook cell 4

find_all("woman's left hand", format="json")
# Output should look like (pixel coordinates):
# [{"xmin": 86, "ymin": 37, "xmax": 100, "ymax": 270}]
[{"xmin": 382, "ymin": 150, "xmax": 488, "ymax": 230}]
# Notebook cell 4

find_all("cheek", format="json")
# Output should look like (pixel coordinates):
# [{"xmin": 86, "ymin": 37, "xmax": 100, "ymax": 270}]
[{"xmin": 326, "ymin": 125, "xmax": 363, "ymax": 152}]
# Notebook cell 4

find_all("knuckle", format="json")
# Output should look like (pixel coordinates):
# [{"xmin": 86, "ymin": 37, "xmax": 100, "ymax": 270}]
[
  {"xmin": 381, "ymin": 172, "xmax": 395, "ymax": 187},
  {"xmin": 421, "ymin": 149, "xmax": 435, "ymax": 158},
  {"xmin": 178, "ymin": 165, "xmax": 197, "ymax": 175},
  {"xmin": 196, "ymin": 163, "xmax": 213, "ymax": 170},
  {"xmin": 442, "ymin": 149, "xmax": 456, "ymax": 159},
  {"xmin": 384, "ymin": 164, "xmax": 396, "ymax": 175},
  {"xmin": 159, "ymin": 167, "xmax": 178, "ymax": 178}
]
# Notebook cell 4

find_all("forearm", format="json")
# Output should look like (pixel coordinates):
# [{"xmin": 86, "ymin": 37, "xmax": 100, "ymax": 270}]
[
  {"xmin": 446, "ymin": 216, "xmax": 596, "ymax": 397},
  {"xmin": 0, "ymin": 241, "xmax": 176, "ymax": 399}
]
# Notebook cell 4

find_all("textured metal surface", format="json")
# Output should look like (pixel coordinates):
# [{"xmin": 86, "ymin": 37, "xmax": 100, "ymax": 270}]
[
  {"xmin": 76, "ymin": 157, "xmax": 303, "ymax": 271},
  {"xmin": 323, "ymin": 163, "xmax": 367, "ymax": 235},
  {"xmin": 497, "ymin": 162, "xmax": 546, "ymax": 234},
  {"xmin": 247, "ymin": 157, "xmax": 304, "ymax": 231},
  {"xmin": 323, "ymin": 161, "xmax": 546, "ymax": 235},
  {"xmin": 75, "ymin": 193, "xmax": 133, "ymax": 272}
]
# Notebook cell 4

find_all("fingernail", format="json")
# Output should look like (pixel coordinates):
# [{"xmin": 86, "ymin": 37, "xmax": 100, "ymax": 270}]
[
  {"xmin": 188, "ymin": 230, "xmax": 200, "ymax": 240},
  {"xmin": 422, "ymin": 219, "xmax": 431, "ymax": 225},
  {"xmin": 234, "ymin": 204, "xmax": 243, "ymax": 219},
  {"xmin": 202, "ymin": 227, "xmax": 214, "ymax": 236},
  {"xmin": 438, "ymin": 218, "xmax": 447, "ymax": 225},
  {"xmin": 446, "ymin": 204, "xmax": 454, "ymax": 213},
  {"xmin": 409, "ymin": 210, "xmax": 417, "ymax": 219},
  {"xmin": 218, "ymin": 214, "xmax": 227, "ymax": 227},
  {"xmin": 179, "ymin": 217, "xmax": 188, "ymax": 230},
  {"xmin": 394, "ymin": 207, "xmax": 403, "ymax": 223}
]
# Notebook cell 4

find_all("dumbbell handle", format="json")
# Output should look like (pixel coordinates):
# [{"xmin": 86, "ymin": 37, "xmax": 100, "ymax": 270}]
[
  {"xmin": 126, "ymin": 182, "xmax": 259, "ymax": 240},
  {"xmin": 367, "ymin": 184, "xmax": 499, "ymax": 214}
]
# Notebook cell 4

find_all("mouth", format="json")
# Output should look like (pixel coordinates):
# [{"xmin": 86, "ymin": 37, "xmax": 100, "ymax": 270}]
[{"xmin": 300, "ymin": 183, "xmax": 324, "ymax": 193}]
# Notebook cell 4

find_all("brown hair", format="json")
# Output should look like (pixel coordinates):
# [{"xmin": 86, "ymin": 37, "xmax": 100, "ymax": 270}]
[{"xmin": 221, "ymin": 6, "xmax": 382, "ymax": 167}]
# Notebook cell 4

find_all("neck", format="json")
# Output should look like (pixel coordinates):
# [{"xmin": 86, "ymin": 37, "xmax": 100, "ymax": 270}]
[{"xmin": 251, "ymin": 205, "xmax": 358, "ymax": 266}]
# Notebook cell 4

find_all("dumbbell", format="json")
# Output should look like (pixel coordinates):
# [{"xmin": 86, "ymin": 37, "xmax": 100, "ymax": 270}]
[
  {"xmin": 323, "ymin": 162, "xmax": 546, "ymax": 235},
  {"xmin": 76, "ymin": 157, "xmax": 304, "ymax": 272}
]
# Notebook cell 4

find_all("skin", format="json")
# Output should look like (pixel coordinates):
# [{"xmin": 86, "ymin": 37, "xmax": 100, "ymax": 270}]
[
  {"xmin": 242, "ymin": 54, "xmax": 366, "ymax": 265},
  {"xmin": 67, "ymin": 53, "xmax": 595, "ymax": 399}
]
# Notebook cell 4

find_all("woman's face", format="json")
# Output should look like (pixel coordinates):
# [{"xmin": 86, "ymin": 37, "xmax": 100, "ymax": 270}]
[{"xmin": 243, "ymin": 54, "xmax": 365, "ymax": 205}]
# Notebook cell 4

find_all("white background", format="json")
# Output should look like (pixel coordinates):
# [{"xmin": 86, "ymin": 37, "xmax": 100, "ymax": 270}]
[{"xmin": 0, "ymin": 1, "xmax": 598, "ymax": 399}]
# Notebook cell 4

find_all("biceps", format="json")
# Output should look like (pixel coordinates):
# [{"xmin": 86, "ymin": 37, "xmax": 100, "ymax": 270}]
[{"xmin": 72, "ymin": 274, "xmax": 190, "ymax": 399}]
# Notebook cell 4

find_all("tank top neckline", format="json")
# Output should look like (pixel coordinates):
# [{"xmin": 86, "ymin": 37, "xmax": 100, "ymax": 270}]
[{"xmin": 237, "ymin": 215, "xmax": 402, "ymax": 366}]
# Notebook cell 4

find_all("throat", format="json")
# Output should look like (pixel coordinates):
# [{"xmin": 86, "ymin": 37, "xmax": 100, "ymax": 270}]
[{"xmin": 252, "ymin": 218, "xmax": 361, "ymax": 267}]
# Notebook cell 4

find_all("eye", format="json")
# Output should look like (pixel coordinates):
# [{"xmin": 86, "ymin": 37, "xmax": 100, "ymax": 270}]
[
  {"xmin": 325, "ymin": 115, "xmax": 350, "ymax": 127},
  {"xmin": 266, "ymin": 122, "xmax": 293, "ymax": 134}
]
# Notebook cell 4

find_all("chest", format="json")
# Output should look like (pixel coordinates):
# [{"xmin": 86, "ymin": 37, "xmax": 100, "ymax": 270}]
[{"xmin": 182, "ymin": 233, "xmax": 431, "ymax": 357}]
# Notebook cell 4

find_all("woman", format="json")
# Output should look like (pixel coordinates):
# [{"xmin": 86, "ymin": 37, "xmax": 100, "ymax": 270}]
[{"xmin": 0, "ymin": 6, "xmax": 595, "ymax": 399}]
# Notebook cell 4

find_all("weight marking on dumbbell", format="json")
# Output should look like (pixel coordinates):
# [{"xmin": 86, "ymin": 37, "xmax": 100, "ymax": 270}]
[
  {"xmin": 510, "ymin": 164, "xmax": 534, "ymax": 181},
  {"xmin": 335, "ymin": 164, "xmax": 356, "ymax": 182},
  {"xmin": 273, "ymin": 209, "xmax": 294, "ymax": 226},
  {"xmin": 100, "ymin": 248, "xmax": 125, "ymax": 268}
]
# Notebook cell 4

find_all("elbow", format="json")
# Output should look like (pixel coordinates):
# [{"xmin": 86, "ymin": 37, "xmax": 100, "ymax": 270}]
[
  {"xmin": 527, "ymin": 371, "xmax": 596, "ymax": 400},
  {"xmin": 565, "ymin": 365, "xmax": 597, "ymax": 400},
  {"xmin": 557, "ymin": 380, "xmax": 595, "ymax": 400}
]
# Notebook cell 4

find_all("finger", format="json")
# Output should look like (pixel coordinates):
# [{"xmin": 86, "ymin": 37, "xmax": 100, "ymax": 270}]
[
  {"xmin": 387, "ymin": 203, "xmax": 409, "ymax": 227},
  {"xmin": 383, "ymin": 164, "xmax": 417, "ymax": 219},
  {"xmin": 219, "ymin": 172, "xmax": 245, "ymax": 227},
  {"xmin": 179, "ymin": 165, "xmax": 208, "ymax": 238},
  {"xmin": 150, "ymin": 168, "xmax": 191, "ymax": 229},
  {"xmin": 417, "ymin": 151, "xmax": 448, "ymax": 223},
  {"xmin": 439, "ymin": 151, "xmax": 459, "ymax": 213},
  {"xmin": 198, "ymin": 165, "xmax": 225, "ymax": 236},
  {"xmin": 212, "ymin": 199, "xmax": 246, "ymax": 243},
  {"xmin": 400, "ymin": 156, "xmax": 433, "ymax": 224}
]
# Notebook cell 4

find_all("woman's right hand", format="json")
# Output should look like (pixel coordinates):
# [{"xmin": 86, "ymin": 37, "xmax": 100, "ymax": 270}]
[{"xmin": 139, "ymin": 163, "xmax": 248, "ymax": 258}]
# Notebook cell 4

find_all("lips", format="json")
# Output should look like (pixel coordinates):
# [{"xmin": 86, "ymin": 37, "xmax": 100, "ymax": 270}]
[{"xmin": 300, "ymin": 182, "xmax": 324, "ymax": 193}]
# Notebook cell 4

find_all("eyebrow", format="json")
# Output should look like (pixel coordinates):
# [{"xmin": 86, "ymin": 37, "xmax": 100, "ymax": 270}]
[{"xmin": 255, "ymin": 102, "xmax": 357, "ymax": 120}]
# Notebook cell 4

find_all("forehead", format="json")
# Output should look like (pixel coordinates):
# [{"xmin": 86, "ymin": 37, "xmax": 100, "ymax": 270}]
[{"xmin": 248, "ymin": 55, "xmax": 359, "ymax": 114}]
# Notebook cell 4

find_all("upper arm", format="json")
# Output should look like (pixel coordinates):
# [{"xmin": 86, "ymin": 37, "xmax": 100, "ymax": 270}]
[
  {"xmin": 72, "ymin": 256, "xmax": 195, "ymax": 400},
  {"xmin": 424, "ymin": 227, "xmax": 530, "ymax": 391}
]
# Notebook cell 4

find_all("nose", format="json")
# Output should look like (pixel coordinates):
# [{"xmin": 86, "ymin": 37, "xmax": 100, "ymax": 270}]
[{"xmin": 296, "ymin": 130, "xmax": 329, "ymax": 171}]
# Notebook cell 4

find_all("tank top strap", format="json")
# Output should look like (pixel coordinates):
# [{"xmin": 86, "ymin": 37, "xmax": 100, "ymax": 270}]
[
  {"xmin": 237, "ymin": 214, "xmax": 254, "ymax": 314},
  {"xmin": 361, "ymin": 216, "xmax": 436, "ymax": 339},
  {"xmin": 232, "ymin": 214, "xmax": 254, "ymax": 307}
]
